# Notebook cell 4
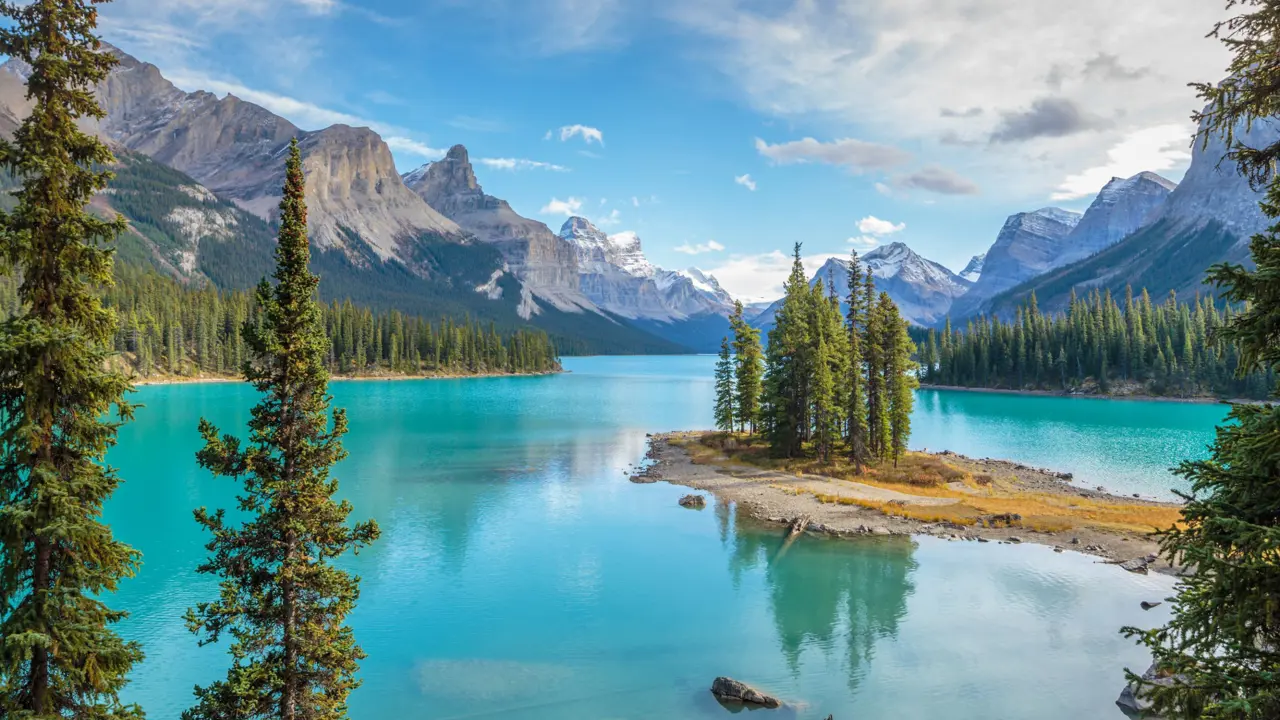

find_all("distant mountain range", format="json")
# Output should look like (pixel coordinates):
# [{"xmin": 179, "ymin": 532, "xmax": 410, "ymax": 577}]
[{"xmin": 0, "ymin": 40, "xmax": 1268, "ymax": 348}]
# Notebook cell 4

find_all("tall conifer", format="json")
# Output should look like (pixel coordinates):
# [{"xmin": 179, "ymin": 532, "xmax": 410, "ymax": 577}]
[
  {"xmin": 1123, "ymin": 2, "xmax": 1280, "ymax": 716},
  {"xmin": 845, "ymin": 252, "xmax": 868, "ymax": 467},
  {"xmin": 186, "ymin": 140, "xmax": 381, "ymax": 720},
  {"xmin": 714, "ymin": 336, "xmax": 736, "ymax": 432},
  {"xmin": 0, "ymin": 1, "xmax": 145, "ymax": 716},
  {"xmin": 729, "ymin": 301, "xmax": 764, "ymax": 433}
]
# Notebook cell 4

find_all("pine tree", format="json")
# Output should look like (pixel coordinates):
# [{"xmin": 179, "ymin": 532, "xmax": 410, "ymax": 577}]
[
  {"xmin": 186, "ymin": 140, "xmax": 381, "ymax": 720},
  {"xmin": 864, "ymin": 285, "xmax": 889, "ymax": 460},
  {"xmin": 729, "ymin": 301, "xmax": 764, "ymax": 433},
  {"xmin": 0, "ymin": 2, "xmax": 145, "ymax": 716},
  {"xmin": 1121, "ymin": 3, "xmax": 1280, "ymax": 717},
  {"xmin": 714, "ymin": 336, "xmax": 736, "ymax": 432},
  {"xmin": 810, "ymin": 331, "xmax": 838, "ymax": 462}
]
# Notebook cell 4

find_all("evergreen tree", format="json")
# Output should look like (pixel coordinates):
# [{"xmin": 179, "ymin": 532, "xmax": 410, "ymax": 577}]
[
  {"xmin": 714, "ymin": 336, "xmax": 736, "ymax": 432},
  {"xmin": 864, "ymin": 287, "xmax": 890, "ymax": 460},
  {"xmin": 845, "ymin": 251, "xmax": 868, "ymax": 468},
  {"xmin": 186, "ymin": 141, "xmax": 380, "ymax": 720},
  {"xmin": 0, "ymin": 2, "xmax": 145, "ymax": 717},
  {"xmin": 729, "ymin": 301, "xmax": 764, "ymax": 433},
  {"xmin": 1122, "ymin": 3, "xmax": 1280, "ymax": 716},
  {"xmin": 885, "ymin": 301, "xmax": 917, "ymax": 466},
  {"xmin": 762, "ymin": 244, "xmax": 811, "ymax": 457},
  {"xmin": 810, "ymin": 331, "xmax": 838, "ymax": 462}
]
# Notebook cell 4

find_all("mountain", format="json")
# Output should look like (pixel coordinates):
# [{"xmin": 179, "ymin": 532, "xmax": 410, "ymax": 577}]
[
  {"xmin": 948, "ymin": 207, "xmax": 1082, "ymax": 319},
  {"xmin": 557, "ymin": 217, "xmax": 736, "ymax": 351},
  {"xmin": 959, "ymin": 253, "xmax": 985, "ymax": 282},
  {"xmin": 981, "ymin": 115, "xmax": 1275, "ymax": 318},
  {"xmin": 401, "ymin": 145, "xmax": 594, "ymax": 315},
  {"xmin": 752, "ymin": 242, "xmax": 970, "ymax": 330},
  {"xmin": 0, "ymin": 45, "xmax": 687, "ymax": 356},
  {"xmin": 1053, "ymin": 172, "xmax": 1176, "ymax": 267}
]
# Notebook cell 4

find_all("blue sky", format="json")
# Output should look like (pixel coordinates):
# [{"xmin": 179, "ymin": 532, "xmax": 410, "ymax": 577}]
[{"xmin": 102, "ymin": 0, "xmax": 1232, "ymax": 301}]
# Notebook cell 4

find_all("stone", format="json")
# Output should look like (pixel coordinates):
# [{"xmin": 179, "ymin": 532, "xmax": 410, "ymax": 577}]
[
  {"xmin": 678, "ymin": 494, "xmax": 706, "ymax": 509},
  {"xmin": 710, "ymin": 677, "xmax": 782, "ymax": 708},
  {"xmin": 1120, "ymin": 554, "xmax": 1159, "ymax": 574},
  {"xmin": 1117, "ymin": 662, "xmax": 1185, "ymax": 718},
  {"xmin": 1007, "ymin": 536, "xmax": 1023, "ymax": 543},
  {"xmin": 629, "ymin": 474, "xmax": 658, "ymax": 484},
  {"xmin": 1140, "ymin": 600, "xmax": 1163, "ymax": 611},
  {"xmin": 1070, "ymin": 537, "xmax": 1080, "ymax": 545}
]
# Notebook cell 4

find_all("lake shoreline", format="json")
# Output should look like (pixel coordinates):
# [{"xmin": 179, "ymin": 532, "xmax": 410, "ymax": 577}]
[
  {"xmin": 918, "ymin": 383, "xmax": 1252, "ymax": 405},
  {"xmin": 639, "ymin": 432, "xmax": 1181, "ymax": 576},
  {"xmin": 132, "ymin": 369, "xmax": 562, "ymax": 387}
]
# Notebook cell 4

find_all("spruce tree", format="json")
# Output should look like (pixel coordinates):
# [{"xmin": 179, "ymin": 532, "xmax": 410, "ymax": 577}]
[
  {"xmin": 186, "ymin": 140, "xmax": 381, "ymax": 720},
  {"xmin": 810, "ymin": 332, "xmax": 838, "ymax": 463},
  {"xmin": 845, "ymin": 251, "xmax": 868, "ymax": 468},
  {"xmin": 1121, "ymin": 2, "xmax": 1280, "ymax": 716},
  {"xmin": 0, "ymin": 2, "xmax": 145, "ymax": 716},
  {"xmin": 885, "ymin": 301, "xmax": 917, "ymax": 466},
  {"xmin": 762, "ymin": 244, "xmax": 811, "ymax": 457},
  {"xmin": 863, "ymin": 283, "xmax": 888, "ymax": 460},
  {"xmin": 729, "ymin": 301, "xmax": 764, "ymax": 433},
  {"xmin": 714, "ymin": 336, "xmax": 736, "ymax": 432}
]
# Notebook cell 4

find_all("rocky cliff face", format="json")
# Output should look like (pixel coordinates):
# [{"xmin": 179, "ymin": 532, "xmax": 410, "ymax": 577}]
[
  {"xmin": 1055, "ymin": 171, "xmax": 1176, "ymax": 267},
  {"xmin": 950, "ymin": 207, "xmax": 1081, "ymax": 318},
  {"xmin": 0, "ymin": 44, "xmax": 467, "ymax": 266},
  {"xmin": 557, "ymin": 217, "xmax": 734, "ymax": 322},
  {"xmin": 1148, "ymin": 114, "xmax": 1280, "ymax": 237},
  {"xmin": 959, "ymin": 253, "xmax": 985, "ymax": 282},
  {"xmin": 402, "ymin": 145, "xmax": 592, "ymax": 312},
  {"xmin": 753, "ymin": 242, "xmax": 968, "ymax": 328}
]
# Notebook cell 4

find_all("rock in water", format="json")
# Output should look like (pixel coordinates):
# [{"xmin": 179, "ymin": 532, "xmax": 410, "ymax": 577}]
[
  {"xmin": 678, "ymin": 494, "xmax": 706, "ymax": 509},
  {"xmin": 1117, "ymin": 663, "xmax": 1183, "ymax": 718},
  {"xmin": 710, "ymin": 677, "xmax": 782, "ymax": 708},
  {"xmin": 1120, "ymin": 553, "xmax": 1159, "ymax": 574},
  {"xmin": 1140, "ymin": 600, "xmax": 1163, "ymax": 610}
]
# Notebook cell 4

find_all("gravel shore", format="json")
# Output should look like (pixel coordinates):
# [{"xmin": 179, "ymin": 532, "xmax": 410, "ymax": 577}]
[{"xmin": 636, "ymin": 432, "xmax": 1182, "ymax": 576}]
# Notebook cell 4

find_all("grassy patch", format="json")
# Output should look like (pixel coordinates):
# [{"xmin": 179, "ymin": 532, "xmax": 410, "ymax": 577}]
[{"xmin": 674, "ymin": 432, "xmax": 1181, "ymax": 535}]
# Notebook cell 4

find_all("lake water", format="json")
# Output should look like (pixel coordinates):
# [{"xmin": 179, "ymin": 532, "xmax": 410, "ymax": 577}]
[{"xmin": 103, "ymin": 355, "xmax": 1210, "ymax": 719}]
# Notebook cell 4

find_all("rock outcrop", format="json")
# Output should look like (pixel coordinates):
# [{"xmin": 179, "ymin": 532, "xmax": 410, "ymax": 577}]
[
  {"xmin": 0, "ymin": 44, "xmax": 468, "ymax": 267},
  {"xmin": 949, "ymin": 207, "xmax": 1081, "ymax": 319},
  {"xmin": 1117, "ymin": 662, "xmax": 1184, "ymax": 718},
  {"xmin": 959, "ymin": 253, "xmax": 985, "ymax": 282},
  {"xmin": 710, "ymin": 677, "xmax": 782, "ymax": 708},
  {"xmin": 557, "ymin": 217, "xmax": 735, "ymax": 322},
  {"xmin": 1054, "ymin": 171, "xmax": 1176, "ymax": 267},
  {"xmin": 401, "ymin": 145, "xmax": 594, "ymax": 312}
]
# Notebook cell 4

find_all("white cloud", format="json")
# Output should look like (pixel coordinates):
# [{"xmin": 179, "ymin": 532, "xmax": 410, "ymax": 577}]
[
  {"xmin": 734, "ymin": 173, "xmax": 757, "ymax": 191},
  {"xmin": 857, "ymin": 215, "xmax": 905, "ymax": 235},
  {"xmin": 672, "ymin": 0, "xmax": 1231, "ymax": 196},
  {"xmin": 704, "ymin": 249, "xmax": 845, "ymax": 303},
  {"xmin": 848, "ymin": 236, "xmax": 880, "ymax": 247},
  {"xmin": 874, "ymin": 182, "xmax": 894, "ymax": 196},
  {"xmin": 1052, "ymin": 123, "xmax": 1192, "ymax": 199},
  {"xmin": 755, "ymin": 136, "xmax": 911, "ymax": 171},
  {"xmin": 385, "ymin": 137, "xmax": 446, "ymax": 159},
  {"xmin": 595, "ymin": 208, "xmax": 622, "ymax": 226},
  {"xmin": 540, "ymin": 197, "xmax": 585, "ymax": 216},
  {"xmin": 674, "ymin": 240, "xmax": 726, "ymax": 255},
  {"xmin": 632, "ymin": 196, "xmax": 641, "ymax": 207},
  {"xmin": 556, "ymin": 124, "xmax": 605, "ymax": 146},
  {"xmin": 478, "ymin": 158, "xmax": 570, "ymax": 172}
]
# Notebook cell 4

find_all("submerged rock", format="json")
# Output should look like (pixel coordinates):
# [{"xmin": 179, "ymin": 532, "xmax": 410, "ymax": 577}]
[
  {"xmin": 710, "ymin": 676, "xmax": 782, "ymax": 708},
  {"xmin": 679, "ymin": 494, "xmax": 706, "ymax": 509},
  {"xmin": 1141, "ymin": 600, "xmax": 1163, "ymax": 610}
]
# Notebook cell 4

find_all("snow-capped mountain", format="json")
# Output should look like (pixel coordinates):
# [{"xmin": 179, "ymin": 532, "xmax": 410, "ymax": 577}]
[
  {"xmin": 949, "ymin": 207, "xmax": 1082, "ymax": 319},
  {"xmin": 752, "ymin": 242, "xmax": 970, "ymax": 329},
  {"xmin": 959, "ymin": 254, "xmax": 985, "ymax": 282},
  {"xmin": 556, "ymin": 217, "xmax": 735, "ymax": 326},
  {"xmin": 1054, "ymin": 171, "xmax": 1176, "ymax": 267}
]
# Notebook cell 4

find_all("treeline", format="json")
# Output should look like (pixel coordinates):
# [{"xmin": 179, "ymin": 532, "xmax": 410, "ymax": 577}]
[
  {"xmin": 920, "ymin": 287, "xmax": 1274, "ymax": 399},
  {"xmin": 715, "ymin": 246, "xmax": 917, "ymax": 465},
  {"xmin": 0, "ymin": 265, "xmax": 561, "ymax": 378}
]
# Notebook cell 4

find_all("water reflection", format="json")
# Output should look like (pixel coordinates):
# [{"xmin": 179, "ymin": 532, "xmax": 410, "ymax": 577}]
[{"xmin": 727, "ymin": 509, "xmax": 917, "ymax": 691}]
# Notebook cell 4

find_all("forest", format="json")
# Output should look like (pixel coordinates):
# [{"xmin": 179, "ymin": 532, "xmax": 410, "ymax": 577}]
[
  {"xmin": 716, "ymin": 246, "xmax": 917, "ymax": 465},
  {"xmin": 919, "ymin": 287, "xmax": 1275, "ymax": 399},
  {"xmin": 0, "ymin": 265, "xmax": 562, "ymax": 379}
]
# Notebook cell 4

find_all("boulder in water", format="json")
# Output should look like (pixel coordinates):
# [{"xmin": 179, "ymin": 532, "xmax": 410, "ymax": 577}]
[
  {"xmin": 710, "ymin": 676, "xmax": 782, "ymax": 708},
  {"xmin": 679, "ymin": 494, "xmax": 706, "ymax": 509}
]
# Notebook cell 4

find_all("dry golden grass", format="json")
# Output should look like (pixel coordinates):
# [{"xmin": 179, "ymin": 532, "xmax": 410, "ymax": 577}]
[{"xmin": 673, "ymin": 432, "xmax": 1181, "ymax": 535}]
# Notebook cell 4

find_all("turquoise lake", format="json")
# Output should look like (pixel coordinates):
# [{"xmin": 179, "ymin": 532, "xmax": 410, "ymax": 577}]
[{"xmin": 103, "ymin": 355, "xmax": 1218, "ymax": 719}]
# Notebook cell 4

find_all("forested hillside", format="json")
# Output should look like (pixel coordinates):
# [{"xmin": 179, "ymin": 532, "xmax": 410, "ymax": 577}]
[
  {"xmin": 920, "ymin": 287, "xmax": 1274, "ymax": 399},
  {"xmin": 0, "ymin": 266, "xmax": 561, "ymax": 379}
]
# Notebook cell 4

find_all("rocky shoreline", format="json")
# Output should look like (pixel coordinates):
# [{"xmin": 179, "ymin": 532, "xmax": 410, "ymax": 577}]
[{"xmin": 636, "ymin": 432, "xmax": 1181, "ymax": 576}]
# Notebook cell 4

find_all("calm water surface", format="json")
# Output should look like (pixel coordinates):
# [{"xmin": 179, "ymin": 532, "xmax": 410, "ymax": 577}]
[{"xmin": 105, "ymin": 355, "xmax": 1209, "ymax": 719}]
